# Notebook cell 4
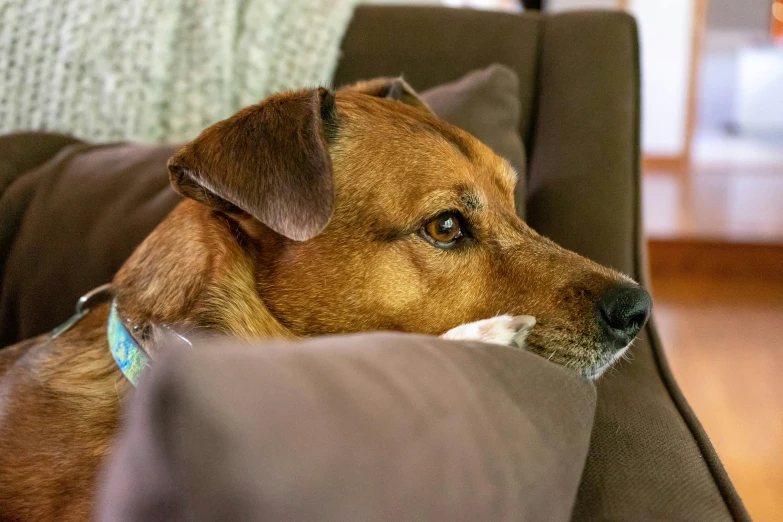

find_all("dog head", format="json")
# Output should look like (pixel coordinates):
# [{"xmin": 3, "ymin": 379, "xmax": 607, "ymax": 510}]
[{"xmin": 134, "ymin": 80, "xmax": 651, "ymax": 378}]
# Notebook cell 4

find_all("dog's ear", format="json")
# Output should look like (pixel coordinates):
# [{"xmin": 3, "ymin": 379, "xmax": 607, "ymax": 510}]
[
  {"xmin": 341, "ymin": 77, "xmax": 433, "ymax": 114},
  {"xmin": 167, "ymin": 88, "xmax": 335, "ymax": 241}
]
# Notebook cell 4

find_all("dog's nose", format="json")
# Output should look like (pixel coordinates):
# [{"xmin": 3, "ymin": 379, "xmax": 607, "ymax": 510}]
[{"xmin": 597, "ymin": 283, "xmax": 652, "ymax": 348}]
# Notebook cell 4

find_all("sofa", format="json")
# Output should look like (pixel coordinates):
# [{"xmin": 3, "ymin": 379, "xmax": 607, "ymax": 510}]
[{"xmin": 0, "ymin": 6, "xmax": 748, "ymax": 521}]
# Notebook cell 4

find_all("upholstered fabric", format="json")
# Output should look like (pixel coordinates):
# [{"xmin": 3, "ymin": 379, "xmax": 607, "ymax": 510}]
[
  {"xmin": 421, "ymin": 64, "xmax": 526, "ymax": 217},
  {"xmin": 0, "ymin": 132, "xmax": 81, "ymax": 198},
  {"xmin": 96, "ymin": 333, "xmax": 596, "ymax": 522},
  {"xmin": 0, "ymin": 141, "xmax": 180, "ymax": 346}
]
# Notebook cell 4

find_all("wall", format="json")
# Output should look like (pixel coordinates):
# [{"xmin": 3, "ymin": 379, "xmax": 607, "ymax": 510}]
[
  {"xmin": 546, "ymin": 0, "xmax": 618, "ymax": 10},
  {"xmin": 707, "ymin": 0, "xmax": 770, "ymax": 32},
  {"xmin": 630, "ymin": 0, "xmax": 695, "ymax": 157}
]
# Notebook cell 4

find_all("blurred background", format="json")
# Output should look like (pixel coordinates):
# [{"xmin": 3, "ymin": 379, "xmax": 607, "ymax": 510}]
[{"xmin": 383, "ymin": 0, "xmax": 783, "ymax": 519}]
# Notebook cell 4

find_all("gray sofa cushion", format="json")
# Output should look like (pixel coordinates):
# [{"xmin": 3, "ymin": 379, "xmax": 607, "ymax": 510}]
[
  {"xmin": 421, "ymin": 64, "xmax": 526, "ymax": 217},
  {"xmin": 96, "ymin": 333, "xmax": 596, "ymax": 522}
]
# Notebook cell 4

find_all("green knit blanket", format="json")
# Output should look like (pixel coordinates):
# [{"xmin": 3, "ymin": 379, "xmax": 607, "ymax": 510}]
[{"xmin": 0, "ymin": 0, "xmax": 358, "ymax": 143}]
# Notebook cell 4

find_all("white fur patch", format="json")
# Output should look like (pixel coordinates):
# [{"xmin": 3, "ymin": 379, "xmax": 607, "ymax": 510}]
[{"xmin": 440, "ymin": 314, "xmax": 536, "ymax": 349}]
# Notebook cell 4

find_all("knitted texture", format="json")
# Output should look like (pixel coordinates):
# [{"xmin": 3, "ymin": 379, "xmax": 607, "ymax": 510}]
[{"xmin": 0, "ymin": 0, "xmax": 358, "ymax": 143}]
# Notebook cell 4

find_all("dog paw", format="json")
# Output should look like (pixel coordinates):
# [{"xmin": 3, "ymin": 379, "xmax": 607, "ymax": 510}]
[{"xmin": 440, "ymin": 315, "xmax": 536, "ymax": 349}]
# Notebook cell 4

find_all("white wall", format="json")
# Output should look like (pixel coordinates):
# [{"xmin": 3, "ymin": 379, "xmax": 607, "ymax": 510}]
[
  {"xmin": 546, "ymin": 0, "xmax": 618, "ymax": 10},
  {"xmin": 736, "ymin": 48, "xmax": 783, "ymax": 133},
  {"xmin": 707, "ymin": 0, "xmax": 770, "ymax": 32},
  {"xmin": 630, "ymin": 0, "xmax": 695, "ymax": 157},
  {"xmin": 697, "ymin": 50, "xmax": 736, "ymax": 128}
]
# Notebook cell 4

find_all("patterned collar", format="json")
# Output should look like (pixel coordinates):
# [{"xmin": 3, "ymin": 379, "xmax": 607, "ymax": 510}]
[
  {"xmin": 107, "ymin": 300, "xmax": 150, "ymax": 387},
  {"xmin": 50, "ymin": 285, "xmax": 151, "ymax": 387}
]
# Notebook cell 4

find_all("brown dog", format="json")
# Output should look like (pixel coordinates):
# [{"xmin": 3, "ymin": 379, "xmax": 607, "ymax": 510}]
[{"xmin": 0, "ymin": 79, "xmax": 651, "ymax": 520}]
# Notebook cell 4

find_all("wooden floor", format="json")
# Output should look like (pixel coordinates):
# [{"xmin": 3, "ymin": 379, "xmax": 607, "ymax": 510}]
[
  {"xmin": 643, "ymin": 130, "xmax": 783, "ymax": 244},
  {"xmin": 650, "ymin": 270, "xmax": 783, "ymax": 522},
  {"xmin": 643, "ymin": 126, "xmax": 783, "ymax": 520}
]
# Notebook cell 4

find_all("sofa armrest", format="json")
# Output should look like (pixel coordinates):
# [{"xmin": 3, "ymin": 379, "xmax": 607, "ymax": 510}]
[
  {"xmin": 527, "ymin": 11, "xmax": 638, "ymax": 275},
  {"xmin": 527, "ymin": 11, "xmax": 748, "ymax": 520}
]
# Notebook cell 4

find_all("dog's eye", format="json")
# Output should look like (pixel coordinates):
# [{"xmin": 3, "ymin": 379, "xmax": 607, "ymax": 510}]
[{"xmin": 422, "ymin": 211, "xmax": 464, "ymax": 248}]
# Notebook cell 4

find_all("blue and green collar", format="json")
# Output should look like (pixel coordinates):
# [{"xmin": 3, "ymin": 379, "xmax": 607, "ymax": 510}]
[
  {"xmin": 50, "ymin": 285, "xmax": 152, "ymax": 387},
  {"xmin": 107, "ymin": 300, "xmax": 150, "ymax": 387}
]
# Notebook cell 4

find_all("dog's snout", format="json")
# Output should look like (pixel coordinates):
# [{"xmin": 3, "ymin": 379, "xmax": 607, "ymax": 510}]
[{"xmin": 597, "ymin": 283, "xmax": 652, "ymax": 348}]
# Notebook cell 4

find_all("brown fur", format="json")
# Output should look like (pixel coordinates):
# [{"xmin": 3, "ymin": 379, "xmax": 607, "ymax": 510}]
[{"xmin": 0, "ymin": 82, "xmax": 635, "ymax": 520}]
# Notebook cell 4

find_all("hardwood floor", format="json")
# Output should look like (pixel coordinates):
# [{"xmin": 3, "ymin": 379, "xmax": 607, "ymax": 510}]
[
  {"xmin": 643, "ymin": 129, "xmax": 783, "ymax": 244},
  {"xmin": 643, "ymin": 166, "xmax": 783, "ymax": 243},
  {"xmin": 648, "ymin": 239, "xmax": 783, "ymax": 282},
  {"xmin": 640, "ymin": 65, "xmax": 783, "ymax": 521},
  {"xmin": 650, "ymin": 270, "xmax": 783, "ymax": 522}
]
